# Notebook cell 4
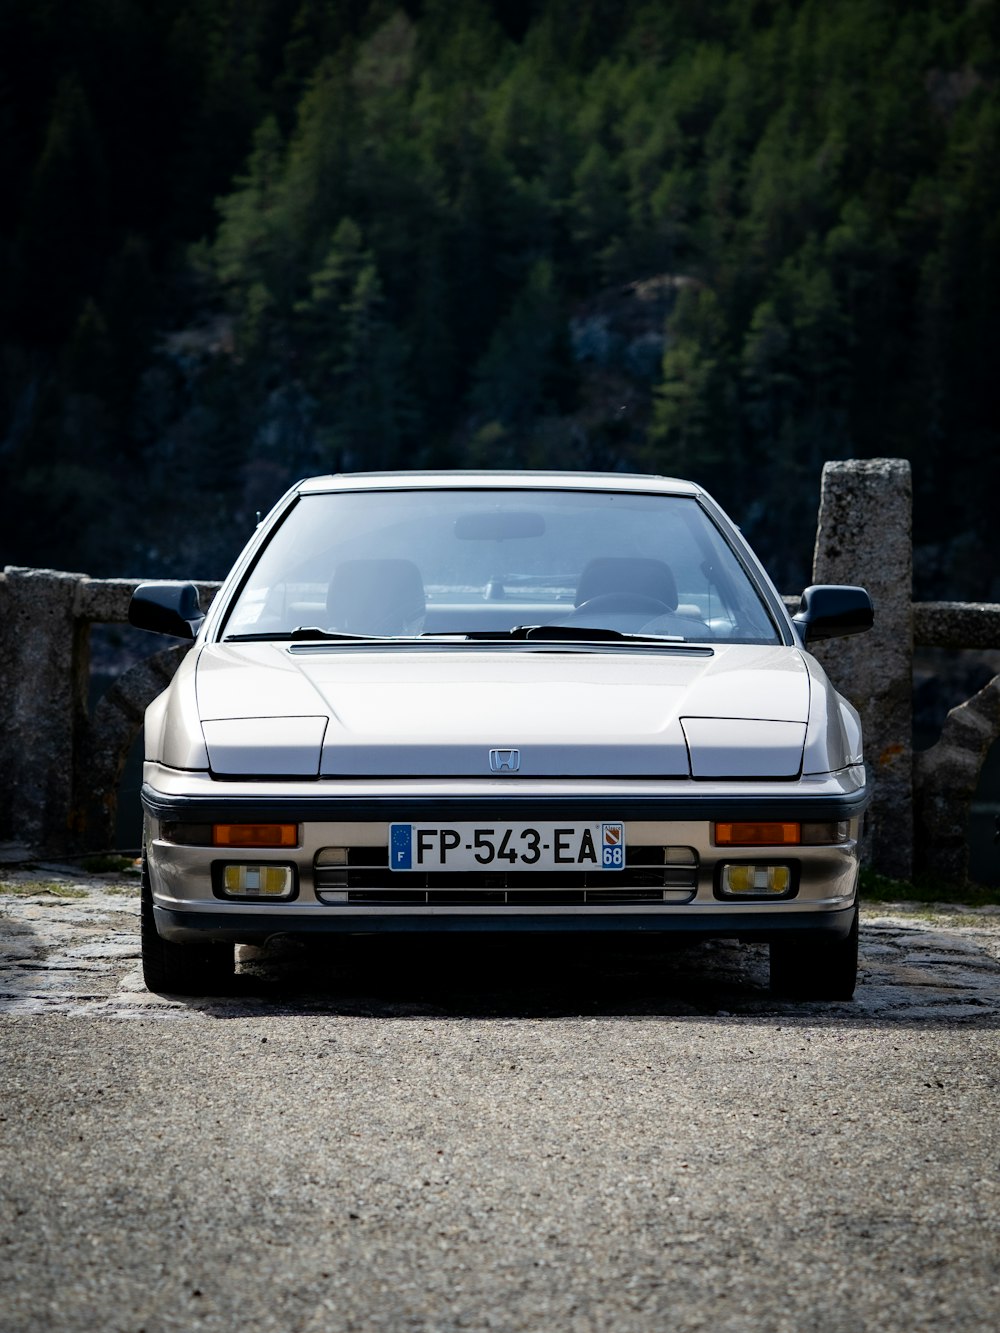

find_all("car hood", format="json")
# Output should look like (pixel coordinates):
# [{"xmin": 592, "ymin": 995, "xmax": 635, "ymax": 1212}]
[{"xmin": 193, "ymin": 642, "xmax": 811, "ymax": 779}]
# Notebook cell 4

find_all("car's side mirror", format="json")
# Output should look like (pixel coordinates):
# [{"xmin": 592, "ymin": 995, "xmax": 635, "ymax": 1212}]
[
  {"xmin": 128, "ymin": 582, "xmax": 205, "ymax": 640},
  {"xmin": 793, "ymin": 585, "xmax": 874, "ymax": 644}
]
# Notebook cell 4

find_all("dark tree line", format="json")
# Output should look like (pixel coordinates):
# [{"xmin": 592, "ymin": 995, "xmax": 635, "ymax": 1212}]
[{"xmin": 1, "ymin": 0, "xmax": 997, "ymax": 593}]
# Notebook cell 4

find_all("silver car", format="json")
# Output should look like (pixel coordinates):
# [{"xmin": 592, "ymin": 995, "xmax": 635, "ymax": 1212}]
[{"xmin": 130, "ymin": 472, "xmax": 873, "ymax": 999}]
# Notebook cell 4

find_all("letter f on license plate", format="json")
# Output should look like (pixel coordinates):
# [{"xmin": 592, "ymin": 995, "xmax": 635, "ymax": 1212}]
[{"xmin": 390, "ymin": 824, "xmax": 412, "ymax": 870}]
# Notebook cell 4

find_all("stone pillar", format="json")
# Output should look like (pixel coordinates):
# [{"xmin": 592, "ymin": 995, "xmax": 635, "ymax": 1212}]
[
  {"xmin": 0, "ymin": 567, "xmax": 89, "ymax": 855},
  {"xmin": 810, "ymin": 459, "xmax": 913, "ymax": 880}
]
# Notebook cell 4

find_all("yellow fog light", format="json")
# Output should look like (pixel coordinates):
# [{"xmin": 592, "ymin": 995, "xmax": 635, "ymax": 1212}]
[
  {"xmin": 219, "ymin": 864, "xmax": 295, "ymax": 899},
  {"xmin": 719, "ymin": 863, "xmax": 793, "ymax": 897}
]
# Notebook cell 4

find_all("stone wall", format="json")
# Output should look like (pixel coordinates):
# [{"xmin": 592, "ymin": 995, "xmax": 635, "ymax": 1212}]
[
  {"xmin": 913, "ymin": 676, "xmax": 1000, "ymax": 883},
  {"xmin": 0, "ymin": 571, "xmax": 219, "ymax": 858}
]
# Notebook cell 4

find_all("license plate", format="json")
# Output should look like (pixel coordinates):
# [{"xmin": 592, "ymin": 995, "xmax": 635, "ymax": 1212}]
[{"xmin": 389, "ymin": 822, "xmax": 625, "ymax": 872}]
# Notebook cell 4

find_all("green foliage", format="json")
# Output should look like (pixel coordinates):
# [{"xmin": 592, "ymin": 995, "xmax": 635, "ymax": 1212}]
[
  {"xmin": 80, "ymin": 854, "xmax": 138, "ymax": 874},
  {"xmin": 647, "ymin": 284, "xmax": 736, "ymax": 483},
  {"xmin": 470, "ymin": 259, "xmax": 571, "ymax": 429},
  {"xmin": 17, "ymin": 75, "xmax": 108, "ymax": 342},
  {"xmin": 0, "ymin": 880, "xmax": 88, "ymax": 898},
  {"xmin": 0, "ymin": 0, "xmax": 998, "ymax": 592},
  {"xmin": 860, "ymin": 869, "xmax": 1000, "ymax": 909}
]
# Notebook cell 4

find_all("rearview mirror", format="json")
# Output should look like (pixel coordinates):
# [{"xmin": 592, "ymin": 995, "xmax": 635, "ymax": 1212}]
[
  {"xmin": 793, "ymin": 585, "xmax": 874, "ymax": 644},
  {"xmin": 128, "ymin": 582, "xmax": 205, "ymax": 639}
]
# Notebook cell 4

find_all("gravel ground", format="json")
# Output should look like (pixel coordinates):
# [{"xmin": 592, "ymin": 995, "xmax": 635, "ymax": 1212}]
[{"xmin": 1, "ymin": 870, "xmax": 998, "ymax": 1332}]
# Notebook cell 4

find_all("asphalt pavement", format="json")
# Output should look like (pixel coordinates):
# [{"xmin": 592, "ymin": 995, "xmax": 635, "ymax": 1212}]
[{"xmin": 1, "ymin": 871, "xmax": 998, "ymax": 1332}]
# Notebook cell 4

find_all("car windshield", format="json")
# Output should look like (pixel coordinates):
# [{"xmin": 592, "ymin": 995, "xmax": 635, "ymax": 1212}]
[{"xmin": 221, "ymin": 488, "xmax": 780, "ymax": 644}]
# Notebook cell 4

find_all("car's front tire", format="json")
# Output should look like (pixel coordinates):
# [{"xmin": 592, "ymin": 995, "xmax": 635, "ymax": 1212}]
[
  {"xmin": 140, "ymin": 852, "xmax": 235, "ymax": 996},
  {"xmin": 769, "ymin": 904, "xmax": 859, "ymax": 1000}
]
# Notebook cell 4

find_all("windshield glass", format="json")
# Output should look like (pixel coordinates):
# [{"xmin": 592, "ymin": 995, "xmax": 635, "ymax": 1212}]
[{"xmin": 221, "ymin": 488, "xmax": 780, "ymax": 644}]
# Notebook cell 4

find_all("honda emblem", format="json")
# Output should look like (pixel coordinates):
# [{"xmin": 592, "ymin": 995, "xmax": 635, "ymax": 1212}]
[{"xmin": 489, "ymin": 748, "xmax": 520, "ymax": 773}]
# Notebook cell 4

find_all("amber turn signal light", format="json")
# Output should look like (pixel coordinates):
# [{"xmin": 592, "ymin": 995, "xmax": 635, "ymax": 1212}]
[
  {"xmin": 212, "ymin": 823, "xmax": 298, "ymax": 848},
  {"xmin": 714, "ymin": 821, "xmax": 801, "ymax": 846}
]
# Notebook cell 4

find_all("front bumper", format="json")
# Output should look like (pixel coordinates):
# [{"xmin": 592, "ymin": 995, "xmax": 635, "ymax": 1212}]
[
  {"xmin": 142, "ymin": 765, "xmax": 867, "ymax": 945},
  {"xmin": 152, "ymin": 902, "xmax": 859, "ymax": 943}
]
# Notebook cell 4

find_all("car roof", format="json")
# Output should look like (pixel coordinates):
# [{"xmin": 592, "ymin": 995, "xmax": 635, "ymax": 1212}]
[{"xmin": 295, "ymin": 471, "xmax": 704, "ymax": 497}]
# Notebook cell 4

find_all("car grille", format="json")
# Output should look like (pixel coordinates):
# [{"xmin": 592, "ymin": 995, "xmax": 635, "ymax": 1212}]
[{"xmin": 314, "ymin": 844, "xmax": 699, "ymax": 907}]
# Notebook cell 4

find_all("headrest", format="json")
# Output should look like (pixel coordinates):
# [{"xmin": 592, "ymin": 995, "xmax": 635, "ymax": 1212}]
[
  {"xmin": 327, "ymin": 559, "xmax": 426, "ymax": 635},
  {"xmin": 575, "ymin": 557, "xmax": 678, "ymax": 610}
]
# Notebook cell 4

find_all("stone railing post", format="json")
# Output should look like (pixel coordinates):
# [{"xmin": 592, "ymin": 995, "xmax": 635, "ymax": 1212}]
[
  {"xmin": 0, "ymin": 567, "xmax": 89, "ymax": 855},
  {"xmin": 809, "ymin": 459, "xmax": 913, "ymax": 879}
]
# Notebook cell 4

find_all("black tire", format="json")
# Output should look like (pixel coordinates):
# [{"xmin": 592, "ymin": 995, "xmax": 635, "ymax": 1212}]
[
  {"xmin": 141, "ymin": 851, "xmax": 235, "ymax": 996},
  {"xmin": 769, "ymin": 904, "xmax": 859, "ymax": 1000}
]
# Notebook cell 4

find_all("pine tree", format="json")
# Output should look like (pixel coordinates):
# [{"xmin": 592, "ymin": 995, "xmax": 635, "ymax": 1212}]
[{"xmin": 16, "ymin": 75, "xmax": 108, "ymax": 342}]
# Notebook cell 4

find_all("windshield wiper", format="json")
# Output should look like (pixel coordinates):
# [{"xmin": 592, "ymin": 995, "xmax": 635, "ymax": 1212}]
[
  {"xmin": 421, "ymin": 625, "xmax": 687, "ymax": 644},
  {"xmin": 223, "ymin": 626, "xmax": 389, "ymax": 643},
  {"xmin": 519, "ymin": 624, "xmax": 688, "ymax": 643},
  {"xmin": 227, "ymin": 624, "xmax": 695, "ymax": 646}
]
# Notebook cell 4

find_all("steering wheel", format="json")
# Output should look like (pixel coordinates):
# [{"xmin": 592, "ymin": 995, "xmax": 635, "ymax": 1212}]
[{"xmin": 572, "ymin": 593, "xmax": 674, "ymax": 618}]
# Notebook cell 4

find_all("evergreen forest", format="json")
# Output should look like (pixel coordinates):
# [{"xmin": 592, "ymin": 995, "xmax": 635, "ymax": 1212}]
[{"xmin": 1, "ymin": 0, "xmax": 998, "ymax": 594}]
